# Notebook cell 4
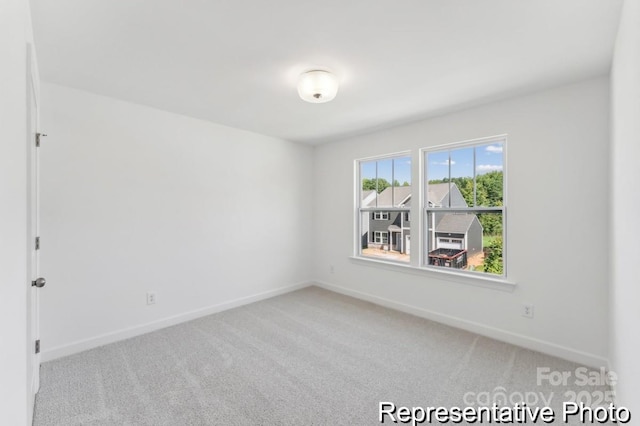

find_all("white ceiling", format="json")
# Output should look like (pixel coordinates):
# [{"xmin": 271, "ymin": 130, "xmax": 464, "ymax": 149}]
[{"xmin": 31, "ymin": 0, "xmax": 622, "ymax": 144}]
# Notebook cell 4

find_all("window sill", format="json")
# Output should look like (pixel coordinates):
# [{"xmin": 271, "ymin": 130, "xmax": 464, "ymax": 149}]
[{"xmin": 349, "ymin": 256, "xmax": 516, "ymax": 292}]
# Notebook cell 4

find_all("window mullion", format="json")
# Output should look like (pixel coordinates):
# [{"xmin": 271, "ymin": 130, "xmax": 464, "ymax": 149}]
[
  {"xmin": 391, "ymin": 158, "xmax": 395, "ymax": 207},
  {"xmin": 448, "ymin": 150, "xmax": 452, "ymax": 208},
  {"xmin": 473, "ymin": 146, "xmax": 477, "ymax": 207}
]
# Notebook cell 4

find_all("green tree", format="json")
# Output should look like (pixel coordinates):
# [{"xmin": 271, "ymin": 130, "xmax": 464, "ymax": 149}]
[
  {"xmin": 477, "ymin": 171, "xmax": 503, "ymax": 207},
  {"xmin": 429, "ymin": 171, "xmax": 503, "ymax": 210},
  {"xmin": 478, "ymin": 213, "xmax": 502, "ymax": 236},
  {"xmin": 483, "ymin": 237, "xmax": 503, "ymax": 274},
  {"xmin": 362, "ymin": 178, "xmax": 391, "ymax": 193}
]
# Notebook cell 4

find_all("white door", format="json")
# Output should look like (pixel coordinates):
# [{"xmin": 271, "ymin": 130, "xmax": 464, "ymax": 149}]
[
  {"xmin": 437, "ymin": 237, "xmax": 463, "ymax": 250},
  {"xmin": 26, "ymin": 44, "xmax": 43, "ymax": 404}
]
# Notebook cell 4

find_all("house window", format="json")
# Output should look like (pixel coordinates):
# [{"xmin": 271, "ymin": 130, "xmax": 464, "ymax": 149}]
[
  {"xmin": 357, "ymin": 153, "xmax": 411, "ymax": 263},
  {"xmin": 373, "ymin": 212, "xmax": 389, "ymax": 220},
  {"xmin": 373, "ymin": 231, "xmax": 389, "ymax": 244},
  {"xmin": 424, "ymin": 136, "xmax": 506, "ymax": 276}
]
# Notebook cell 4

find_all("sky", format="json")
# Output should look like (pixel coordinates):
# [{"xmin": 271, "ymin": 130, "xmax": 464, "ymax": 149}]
[
  {"xmin": 360, "ymin": 142, "xmax": 503, "ymax": 186},
  {"xmin": 426, "ymin": 143, "xmax": 503, "ymax": 181},
  {"xmin": 361, "ymin": 156, "xmax": 411, "ymax": 186}
]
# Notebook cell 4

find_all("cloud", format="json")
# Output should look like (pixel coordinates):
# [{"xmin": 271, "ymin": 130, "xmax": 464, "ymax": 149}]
[
  {"xmin": 432, "ymin": 160, "xmax": 456, "ymax": 166},
  {"xmin": 477, "ymin": 164, "xmax": 503, "ymax": 173},
  {"xmin": 485, "ymin": 145, "xmax": 503, "ymax": 154}
]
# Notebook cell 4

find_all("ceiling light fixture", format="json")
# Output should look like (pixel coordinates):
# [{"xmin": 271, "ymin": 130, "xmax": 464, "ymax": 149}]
[{"xmin": 297, "ymin": 70, "xmax": 339, "ymax": 103}]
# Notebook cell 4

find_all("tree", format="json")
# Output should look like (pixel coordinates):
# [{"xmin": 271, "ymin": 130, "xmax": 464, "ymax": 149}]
[
  {"xmin": 362, "ymin": 178, "xmax": 391, "ymax": 193},
  {"xmin": 477, "ymin": 171, "xmax": 503, "ymax": 207},
  {"xmin": 478, "ymin": 213, "xmax": 502, "ymax": 236},
  {"xmin": 429, "ymin": 171, "xmax": 503, "ymax": 207},
  {"xmin": 483, "ymin": 237, "xmax": 503, "ymax": 274}
]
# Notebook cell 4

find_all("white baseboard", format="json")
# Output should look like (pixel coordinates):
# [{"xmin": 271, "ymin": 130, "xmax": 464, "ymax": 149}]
[
  {"xmin": 314, "ymin": 280, "xmax": 609, "ymax": 369},
  {"xmin": 41, "ymin": 281, "xmax": 312, "ymax": 362},
  {"xmin": 31, "ymin": 361, "xmax": 39, "ymax": 394}
]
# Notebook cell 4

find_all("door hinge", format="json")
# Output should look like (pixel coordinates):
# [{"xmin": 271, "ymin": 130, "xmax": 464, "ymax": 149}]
[
  {"xmin": 35, "ymin": 340, "xmax": 40, "ymax": 354},
  {"xmin": 36, "ymin": 132, "xmax": 46, "ymax": 147},
  {"xmin": 35, "ymin": 236, "xmax": 40, "ymax": 250}
]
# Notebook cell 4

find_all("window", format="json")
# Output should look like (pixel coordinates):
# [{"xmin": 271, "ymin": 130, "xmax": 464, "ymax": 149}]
[
  {"xmin": 373, "ymin": 212, "xmax": 389, "ymax": 220},
  {"xmin": 424, "ymin": 137, "xmax": 505, "ymax": 276},
  {"xmin": 373, "ymin": 231, "xmax": 389, "ymax": 244},
  {"xmin": 357, "ymin": 153, "xmax": 411, "ymax": 263},
  {"xmin": 354, "ymin": 136, "xmax": 507, "ymax": 281}
]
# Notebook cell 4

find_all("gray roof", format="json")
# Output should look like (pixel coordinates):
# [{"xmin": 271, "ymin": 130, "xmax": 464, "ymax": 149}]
[
  {"xmin": 361, "ymin": 190, "xmax": 376, "ymax": 204},
  {"xmin": 435, "ymin": 213, "xmax": 480, "ymax": 234},
  {"xmin": 365, "ymin": 185, "xmax": 411, "ymax": 207},
  {"xmin": 364, "ymin": 183, "xmax": 463, "ymax": 208},
  {"xmin": 427, "ymin": 182, "xmax": 465, "ymax": 207},
  {"xmin": 427, "ymin": 183, "xmax": 450, "ymax": 205}
]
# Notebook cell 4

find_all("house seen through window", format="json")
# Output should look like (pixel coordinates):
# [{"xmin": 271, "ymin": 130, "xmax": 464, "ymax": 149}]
[
  {"xmin": 355, "ymin": 137, "xmax": 506, "ymax": 279},
  {"xmin": 358, "ymin": 154, "xmax": 412, "ymax": 263},
  {"xmin": 425, "ymin": 138, "xmax": 505, "ymax": 276}
]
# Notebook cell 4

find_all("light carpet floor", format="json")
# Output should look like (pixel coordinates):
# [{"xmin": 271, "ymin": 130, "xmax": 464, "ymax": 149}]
[{"xmin": 34, "ymin": 286, "xmax": 613, "ymax": 425}]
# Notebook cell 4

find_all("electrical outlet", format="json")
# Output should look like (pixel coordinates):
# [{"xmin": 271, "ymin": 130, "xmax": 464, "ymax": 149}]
[
  {"xmin": 147, "ymin": 292, "xmax": 157, "ymax": 305},
  {"xmin": 522, "ymin": 304, "xmax": 534, "ymax": 318},
  {"xmin": 330, "ymin": 265, "xmax": 335, "ymax": 274}
]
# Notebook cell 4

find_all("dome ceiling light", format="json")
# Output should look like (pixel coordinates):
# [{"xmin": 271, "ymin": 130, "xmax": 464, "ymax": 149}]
[{"xmin": 297, "ymin": 70, "xmax": 339, "ymax": 103}]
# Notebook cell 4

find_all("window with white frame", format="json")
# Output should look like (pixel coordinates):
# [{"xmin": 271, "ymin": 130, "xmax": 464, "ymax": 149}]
[
  {"xmin": 357, "ymin": 153, "xmax": 412, "ymax": 262},
  {"xmin": 424, "ymin": 137, "xmax": 506, "ymax": 276},
  {"xmin": 373, "ymin": 212, "xmax": 389, "ymax": 220},
  {"xmin": 373, "ymin": 231, "xmax": 389, "ymax": 244}
]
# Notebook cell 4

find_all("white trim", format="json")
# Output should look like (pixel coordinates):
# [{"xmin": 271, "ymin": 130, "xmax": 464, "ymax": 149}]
[
  {"xmin": 27, "ymin": 43, "xmax": 41, "ymax": 402},
  {"xmin": 30, "ymin": 363, "xmax": 39, "ymax": 396},
  {"xmin": 41, "ymin": 281, "xmax": 313, "ymax": 362},
  {"xmin": 350, "ymin": 255, "xmax": 516, "ymax": 291},
  {"xmin": 422, "ymin": 133, "xmax": 509, "ymax": 152},
  {"xmin": 355, "ymin": 150, "xmax": 413, "ymax": 163},
  {"xmin": 313, "ymin": 281, "xmax": 609, "ymax": 369}
]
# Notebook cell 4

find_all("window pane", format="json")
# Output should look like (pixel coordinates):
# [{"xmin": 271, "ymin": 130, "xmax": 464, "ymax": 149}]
[
  {"xmin": 476, "ymin": 212, "xmax": 504, "ymax": 275},
  {"xmin": 426, "ymin": 151, "xmax": 449, "ymax": 182},
  {"xmin": 475, "ymin": 143, "xmax": 504, "ymax": 207},
  {"xmin": 426, "ymin": 151, "xmax": 450, "ymax": 208},
  {"xmin": 360, "ymin": 210, "xmax": 410, "ymax": 263},
  {"xmin": 360, "ymin": 160, "xmax": 377, "ymax": 206},
  {"xmin": 450, "ymin": 147, "xmax": 475, "ymax": 207},
  {"xmin": 376, "ymin": 159, "xmax": 393, "ymax": 207},
  {"xmin": 392, "ymin": 156, "xmax": 412, "ymax": 207},
  {"xmin": 426, "ymin": 211, "xmax": 503, "ymax": 275}
]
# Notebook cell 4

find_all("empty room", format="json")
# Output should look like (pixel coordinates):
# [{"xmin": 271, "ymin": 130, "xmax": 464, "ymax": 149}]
[{"xmin": 2, "ymin": 0, "xmax": 640, "ymax": 424}]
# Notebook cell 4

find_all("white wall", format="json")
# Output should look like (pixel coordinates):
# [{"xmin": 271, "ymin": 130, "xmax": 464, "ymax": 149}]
[
  {"xmin": 39, "ymin": 83, "xmax": 313, "ymax": 359},
  {"xmin": 0, "ymin": 0, "xmax": 36, "ymax": 424},
  {"xmin": 610, "ymin": 0, "xmax": 640, "ymax": 413},
  {"xmin": 313, "ymin": 77, "xmax": 610, "ymax": 366}
]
